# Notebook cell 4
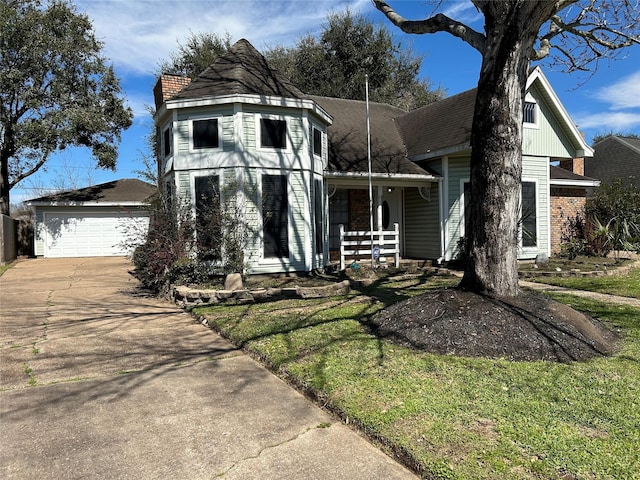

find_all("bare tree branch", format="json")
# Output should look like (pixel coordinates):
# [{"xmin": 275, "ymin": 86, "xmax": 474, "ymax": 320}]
[{"xmin": 371, "ymin": 0, "xmax": 487, "ymax": 54}]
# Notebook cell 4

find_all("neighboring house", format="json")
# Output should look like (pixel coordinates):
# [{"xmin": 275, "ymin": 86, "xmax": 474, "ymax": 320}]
[
  {"xmin": 585, "ymin": 135, "xmax": 640, "ymax": 186},
  {"xmin": 28, "ymin": 179, "xmax": 154, "ymax": 258},
  {"xmin": 154, "ymin": 38, "xmax": 595, "ymax": 274}
]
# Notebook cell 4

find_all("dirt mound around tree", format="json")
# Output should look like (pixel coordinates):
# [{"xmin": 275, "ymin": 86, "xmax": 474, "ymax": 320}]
[{"xmin": 371, "ymin": 289, "xmax": 620, "ymax": 362}]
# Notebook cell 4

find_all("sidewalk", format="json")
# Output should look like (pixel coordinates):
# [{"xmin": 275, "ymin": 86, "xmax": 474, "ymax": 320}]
[
  {"xmin": 0, "ymin": 257, "xmax": 417, "ymax": 480},
  {"xmin": 521, "ymin": 279, "xmax": 640, "ymax": 307}
]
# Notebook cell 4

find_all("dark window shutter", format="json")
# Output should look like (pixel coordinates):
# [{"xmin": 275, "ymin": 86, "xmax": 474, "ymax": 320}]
[{"xmin": 262, "ymin": 175, "xmax": 289, "ymax": 258}]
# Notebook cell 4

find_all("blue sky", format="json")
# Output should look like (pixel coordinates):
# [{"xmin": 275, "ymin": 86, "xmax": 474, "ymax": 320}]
[{"xmin": 14, "ymin": 0, "xmax": 640, "ymax": 204}]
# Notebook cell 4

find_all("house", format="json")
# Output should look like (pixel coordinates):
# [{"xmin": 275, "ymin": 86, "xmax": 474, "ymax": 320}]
[
  {"xmin": 585, "ymin": 135, "xmax": 640, "ymax": 186},
  {"xmin": 153, "ymin": 38, "xmax": 595, "ymax": 274},
  {"xmin": 28, "ymin": 179, "xmax": 154, "ymax": 258}
]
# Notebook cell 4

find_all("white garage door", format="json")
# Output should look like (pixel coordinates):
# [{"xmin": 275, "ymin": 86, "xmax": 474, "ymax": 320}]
[{"xmin": 43, "ymin": 211, "xmax": 150, "ymax": 258}]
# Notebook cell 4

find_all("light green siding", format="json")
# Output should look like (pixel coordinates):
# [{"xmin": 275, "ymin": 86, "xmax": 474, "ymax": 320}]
[
  {"xmin": 404, "ymin": 186, "xmax": 441, "ymax": 259},
  {"xmin": 446, "ymin": 157, "xmax": 470, "ymax": 260},
  {"xmin": 521, "ymin": 155, "xmax": 550, "ymax": 259},
  {"xmin": 242, "ymin": 112, "xmax": 256, "ymax": 150},
  {"xmin": 522, "ymin": 84, "xmax": 576, "ymax": 159}
]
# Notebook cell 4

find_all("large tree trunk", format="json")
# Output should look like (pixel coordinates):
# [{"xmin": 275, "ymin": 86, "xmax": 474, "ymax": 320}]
[
  {"xmin": 1, "ymin": 153, "xmax": 10, "ymax": 216},
  {"xmin": 458, "ymin": 6, "xmax": 539, "ymax": 297}
]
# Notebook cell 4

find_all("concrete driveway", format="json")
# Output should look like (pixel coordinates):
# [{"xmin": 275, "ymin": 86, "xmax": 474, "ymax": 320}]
[{"xmin": 0, "ymin": 257, "xmax": 417, "ymax": 480}]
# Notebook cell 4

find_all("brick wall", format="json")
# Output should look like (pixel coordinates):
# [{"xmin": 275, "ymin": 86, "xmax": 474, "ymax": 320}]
[
  {"xmin": 349, "ymin": 190, "xmax": 370, "ymax": 230},
  {"xmin": 153, "ymin": 74, "xmax": 192, "ymax": 109},
  {"xmin": 559, "ymin": 158, "xmax": 584, "ymax": 176},
  {"xmin": 550, "ymin": 187, "xmax": 586, "ymax": 254}
]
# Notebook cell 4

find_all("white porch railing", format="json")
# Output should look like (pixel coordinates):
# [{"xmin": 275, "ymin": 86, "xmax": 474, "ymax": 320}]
[{"xmin": 339, "ymin": 223, "xmax": 400, "ymax": 270}]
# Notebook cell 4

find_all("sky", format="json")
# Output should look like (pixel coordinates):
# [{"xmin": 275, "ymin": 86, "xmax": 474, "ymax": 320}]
[{"xmin": 13, "ymin": 0, "xmax": 640, "ymax": 204}]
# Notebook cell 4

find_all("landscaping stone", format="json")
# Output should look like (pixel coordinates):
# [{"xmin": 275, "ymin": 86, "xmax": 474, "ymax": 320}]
[
  {"xmin": 535, "ymin": 253, "xmax": 550, "ymax": 265},
  {"xmin": 224, "ymin": 273, "xmax": 243, "ymax": 291}
]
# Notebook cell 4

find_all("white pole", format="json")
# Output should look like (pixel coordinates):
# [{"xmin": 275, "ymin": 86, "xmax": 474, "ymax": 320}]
[{"xmin": 365, "ymin": 74, "xmax": 374, "ymax": 269}]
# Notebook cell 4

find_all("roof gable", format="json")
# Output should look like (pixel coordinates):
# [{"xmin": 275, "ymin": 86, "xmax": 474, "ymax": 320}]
[
  {"xmin": 395, "ymin": 67, "xmax": 592, "ymax": 161},
  {"xmin": 171, "ymin": 39, "xmax": 306, "ymax": 101}
]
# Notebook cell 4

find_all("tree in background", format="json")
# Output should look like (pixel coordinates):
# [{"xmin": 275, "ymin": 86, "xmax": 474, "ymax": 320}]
[
  {"xmin": 0, "ymin": 0, "xmax": 133, "ymax": 215},
  {"xmin": 266, "ymin": 9, "xmax": 443, "ymax": 110},
  {"xmin": 374, "ymin": 0, "xmax": 640, "ymax": 297},
  {"xmin": 158, "ymin": 31, "xmax": 233, "ymax": 79}
]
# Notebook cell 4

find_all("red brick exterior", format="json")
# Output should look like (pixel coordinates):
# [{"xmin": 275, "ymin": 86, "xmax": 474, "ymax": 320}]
[
  {"xmin": 550, "ymin": 187, "xmax": 586, "ymax": 254},
  {"xmin": 153, "ymin": 74, "xmax": 191, "ymax": 109},
  {"xmin": 349, "ymin": 190, "xmax": 370, "ymax": 230},
  {"xmin": 559, "ymin": 158, "xmax": 584, "ymax": 176}
]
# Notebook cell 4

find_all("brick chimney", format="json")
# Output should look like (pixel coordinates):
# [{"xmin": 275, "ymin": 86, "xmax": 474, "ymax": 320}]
[
  {"xmin": 153, "ymin": 74, "xmax": 191, "ymax": 109},
  {"xmin": 559, "ymin": 158, "xmax": 584, "ymax": 176}
]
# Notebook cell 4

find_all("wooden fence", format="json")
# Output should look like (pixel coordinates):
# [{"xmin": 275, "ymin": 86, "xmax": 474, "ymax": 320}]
[{"xmin": 339, "ymin": 223, "xmax": 399, "ymax": 270}]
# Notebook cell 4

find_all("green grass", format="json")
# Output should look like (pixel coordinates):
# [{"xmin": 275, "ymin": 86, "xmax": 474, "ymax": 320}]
[
  {"xmin": 529, "ymin": 267, "xmax": 640, "ymax": 298},
  {"xmin": 0, "ymin": 262, "xmax": 12, "ymax": 276},
  {"xmin": 194, "ymin": 273, "xmax": 640, "ymax": 480}
]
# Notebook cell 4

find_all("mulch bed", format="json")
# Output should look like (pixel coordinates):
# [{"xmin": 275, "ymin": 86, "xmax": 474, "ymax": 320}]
[{"xmin": 370, "ymin": 289, "xmax": 620, "ymax": 363}]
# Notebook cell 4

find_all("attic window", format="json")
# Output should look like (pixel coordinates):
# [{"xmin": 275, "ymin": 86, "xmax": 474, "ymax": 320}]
[
  {"xmin": 523, "ymin": 101, "xmax": 537, "ymax": 125},
  {"xmin": 193, "ymin": 118, "xmax": 219, "ymax": 149},
  {"xmin": 260, "ymin": 118, "xmax": 287, "ymax": 149}
]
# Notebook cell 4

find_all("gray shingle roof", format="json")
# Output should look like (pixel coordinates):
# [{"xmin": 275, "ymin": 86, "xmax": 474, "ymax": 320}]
[
  {"xmin": 549, "ymin": 165, "xmax": 598, "ymax": 182},
  {"xmin": 586, "ymin": 135, "xmax": 640, "ymax": 185},
  {"xmin": 395, "ymin": 88, "xmax": 476, "ymax": 158},
  {"xmin": 171, "ymin": 38, "xmax": 307, "ymax": 101},
  {"xmin": 310, "ymin": 95, "xmax": 436, "ymax": 177},
  {"xmin": 27, "ymin": 179, "xmax": 155, "ymax": 204}
]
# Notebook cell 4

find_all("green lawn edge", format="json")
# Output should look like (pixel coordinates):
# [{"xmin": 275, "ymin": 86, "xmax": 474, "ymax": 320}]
[{"xmin": 193, "ymin": 276, "xmax": 640, "ymax": 480}]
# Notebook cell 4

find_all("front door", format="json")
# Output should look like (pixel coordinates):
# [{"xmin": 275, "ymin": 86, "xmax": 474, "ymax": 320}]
[{"xmin": 380, "ymin": 187, "xmax": 403, "ymax": 255}]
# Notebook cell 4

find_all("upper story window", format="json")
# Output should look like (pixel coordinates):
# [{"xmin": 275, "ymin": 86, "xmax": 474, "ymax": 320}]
[
  {"xmin": 260, "ymin": 118, "xmax": 287, "ymax": 149},
  {"xmin": 162, "ymin": 124, "xmax": 172, "ymax": 158},
  {"xmin": 313, "ymin": 127, "xmax": 322, "ymax": 157},
  {"xmin": 523, "ymin": 100, "xmax": 538, "ymax": 125},
  {"xmin": 192, "ymin": 118, "xmax": 219, "ymax": 149}
]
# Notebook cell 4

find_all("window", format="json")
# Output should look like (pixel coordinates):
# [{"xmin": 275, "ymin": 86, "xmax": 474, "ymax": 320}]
[
  {"xmin": 523, "ymin": 101, "xmax": 536, "ymax": 124},
  {"xmin": 195, "ymin": 175, "xmax": 221, "ymax": 260},
  {"xmin": 521, "ymin": 181, "xmax": 537, "ymax": 247},
  {"xmin": 313, "ymin": 128, "xmax": 322, "ymax": 157},
  {"xmin": 262, "ymin": 175, "xmax": 289, "ymax": 258},
  {"xmin": 314, "ymin": 179, "xmax": 323, "ymax": 254},
  {"xmin": 162, "ymin": 125, "xmax": 172, "ymax": 157},
  {"xmin": 260, "ymin": 118, "xmax": 287, "ymax": 149},
  {"xmin": 193, "ymin": 119, "xmax": 219, "ymax": 149}
]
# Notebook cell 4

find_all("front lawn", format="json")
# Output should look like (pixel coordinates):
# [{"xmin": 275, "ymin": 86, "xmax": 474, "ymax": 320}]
[{"xmin": 194, "ymin": 273, "xmax": 639, "ymax": 480}]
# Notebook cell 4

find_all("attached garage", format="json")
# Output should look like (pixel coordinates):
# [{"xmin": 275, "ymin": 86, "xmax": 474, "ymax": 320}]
[{"xmin": 28, "ymin": 179, "xmax": 155, "ymax": 258}]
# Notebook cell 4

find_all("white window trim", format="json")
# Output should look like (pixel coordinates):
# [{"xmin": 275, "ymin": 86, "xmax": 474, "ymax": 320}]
[
  {"xmin": 523, "ymin": 93, "xmax": 539, "ymax": 129},
  {"xmin": 257, "ymin": 114, "xmax": 290, "ymax": 153},
  {"xmin": 460, "ymin": 177, "xmax": 540, "ymax": 252},
  {"xmin": 188, "ymin": 115, "xmax": 224, "ymax": 153},
  {"xmin": 520, "ymin": 177, "xmax": 540, "ymax": 251},
  {"xmin": 162, "ymin": 123, "xmax": 173, "ymax": 159},
  {"xmin": 312, "ymin": 126, "xmax": 323, "ymax": 158},
  {"xmin": 459, "ymin": 178, "xmax": 470, "ymax": 239}
]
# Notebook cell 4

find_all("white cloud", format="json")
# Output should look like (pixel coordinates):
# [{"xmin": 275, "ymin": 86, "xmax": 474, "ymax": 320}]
[
  {"xmin": 593, "ymin": 70, "xmax": 640, "ymax": 110},
  {"xmin": 76, "ymin": 0, "xmax": 369, "ymax": 76},
  {"xmin": 574, "ymin": 111, "xmax": 640, "ymax": 131}
]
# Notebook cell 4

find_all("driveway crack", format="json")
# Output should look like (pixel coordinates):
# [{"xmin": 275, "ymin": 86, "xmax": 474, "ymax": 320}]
[{"xmin": 217, "ymin": 423, "xmax": 332, "ymax": 477}]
